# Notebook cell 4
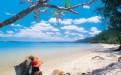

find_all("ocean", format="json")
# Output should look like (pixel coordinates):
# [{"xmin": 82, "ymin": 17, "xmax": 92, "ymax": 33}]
[{"xmin": 0, "ymin": 42, "xmax": 101, "ymax": 75}]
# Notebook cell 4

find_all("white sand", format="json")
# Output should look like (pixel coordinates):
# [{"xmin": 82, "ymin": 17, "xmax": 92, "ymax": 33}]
[
  {"xmin": 1, "ymin": 44, "xmax": 121, "ymax": 75},
  {"xmin": 100, "ymin": 44, "xmax": 120, "ymax": 49},
  {"xmin": 41, "ymin": 44, "xmax": 121, "ymax": 75}
]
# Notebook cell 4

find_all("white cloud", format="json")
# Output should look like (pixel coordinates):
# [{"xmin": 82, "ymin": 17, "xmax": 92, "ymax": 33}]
[
  {"xmin": 7, "ymin": 30, "xmax": 14, "ymax": 34},
  {"xmin": 1, "ymin": 34, "xmax": 13, "ymax": 37},
  {"xmin": 87, "ymin": 16, "xmax": 101, "ymax": 23},
  {"xmin": 48, "ymin": 18, "xmax": 57, "ymax": 23},
  {"xmin": 30, "ymin": 21, "xmax": 53, "ymax": 31},
  {"xmin": 5, "ymin": 12, "xmax": 15, "ymax": 16},
  {"xmin": 0, "ymin": 34, "xmax": 3, "ymax": 37},
  {"xmin": 64, "ymin": 31, "xmax": 85, "ymax": 39},
  {"xmin": 1, "ymin": 30, "xmax": 13, "ymax": 37},
  {"xmin": 14, "ymin": 28, "xmax": 46, "ymax": 38},
  {"xmin": 65, "ymin": 30, "xmax": 70, "ymax": 34},
  {"xmin": 61, "ymin": 25, "xmax": 77, "ymax": 30},
  {"xmin": 83, "ymin": 5, "xmax": 90, "ymax": 9},
  {"xmin": 48, "ymin": 16, "xmax": 101, "ymax": 25},
  {"xmin": 0, "ymin": 16, "xmax": 102, "ymax": 41},
  {"xmin": 60, "ymin": 19, "xmax": 73, "ymax": 25},
  {"xmin": 74, "ymin": 18, "xmax": 87, "ymax": 24},
  {"xmin": 89, "ymin": 27, "xmax": 101, "ymax": 36},
  {"xmin": 11, "ymin": 23, "xmax": 14, "ymax": 26},
  {"xmin": 71, "ymin": 32, "xmax": 79, "ymax": 35},
  {"xmin": 64, "ymin": 35, "xmax": 69, "ymax": 38},
  {"xmin": 69, "ymin": 32, "xmax": 84, "ymax": 39},
  {"xmin": 16, "ymin": 24, "xmax": 22, "ymax": 27},
  {"xmin": 46, "ymin": 32, "xmax": 54, "ymax": 35},
  {"xmin": 11, "ymin": 23, "xmax": 22, "ymax": 27},
  {"xmin": 55, "ymin": 32, "xmax": 61, "ymax": 36},
  {"xmin": 48, "ymin": 18, "xmax": 73, "ymax": 25},
  {"xmin": 10, "ymin": 21, "xmax": 81, "ymax": 41},
  {"xmin": 73, "ymin": 16, "xmax": 101, "ymax": 24},
  {"xmin": 51, "ymin": 28, "xmax": 59, "ymax": 32},
  {"xmin": 61, "ymin": 25, "xmax": 88, "ymax": 32},
  {"xmin": 62, "ymin": 35, "xmax": 79, "ymax": 41},
  {"xmin": 13, "ymin": 21, "xmax": 61, "ymax": 40}
]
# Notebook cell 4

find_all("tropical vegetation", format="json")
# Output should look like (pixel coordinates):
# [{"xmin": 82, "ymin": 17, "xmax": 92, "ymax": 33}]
[
  {"xmin": 95, "ymin": 0, "xmax": 121, "ymax": 50},
  {"xmin": 75, "ymin": 29, "xmax": 120, "ymax": 44}
]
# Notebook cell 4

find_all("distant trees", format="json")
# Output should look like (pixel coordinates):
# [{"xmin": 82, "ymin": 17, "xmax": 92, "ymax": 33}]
[
  {"xmin": 90, "ymin": 30, "xmax": 119, "ymax": 44},
  {"xmin": 0, "ymin": 0, "xmax": 96, "ymax": 28},
  {"xmin": 75, "ymin": 29, "xmax": 120, "ymax": 44}
]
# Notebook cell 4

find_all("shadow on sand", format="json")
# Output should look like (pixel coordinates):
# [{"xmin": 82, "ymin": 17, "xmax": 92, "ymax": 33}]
[
  {"xmin": 89, "ymin": 62, "xmax": 121, "ymax": 75},
  {"xmin": 95, "ymin": 47, "xmax": 121, "ymax": 56}
]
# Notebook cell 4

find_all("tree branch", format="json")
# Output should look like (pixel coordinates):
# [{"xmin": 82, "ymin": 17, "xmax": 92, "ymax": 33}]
[
  {"xmin": 71, "ymin": 0, "xmax": 96, "ymax": 9},
  {"xmin": 0, "ymin": 0, "xmax": 96, "ymax": 28},
  {"xmin": 39, "ymin": 0, "xmax": 49, "ymax": 3},
  {"xmin": 0, "ymin": 2, "xmax": 42, "ymax": 28}
]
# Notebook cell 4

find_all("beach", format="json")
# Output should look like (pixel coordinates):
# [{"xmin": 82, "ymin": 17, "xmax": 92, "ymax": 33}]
[
  {"xmin": 0, "ymin": 43, "xmax": 121, "ymax": 75},
  {"xmin": 41, "ymin": 44, "xmax": 121, "ymax": 75},
  {"xmin": 0, "ymin": 42, "xmax": 100, "ymax": 75}
]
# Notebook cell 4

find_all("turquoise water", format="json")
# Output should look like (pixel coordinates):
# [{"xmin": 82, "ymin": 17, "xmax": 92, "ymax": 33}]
[
  {"xmin": 0, "ymin": 42, "xmax": 98, "ymax": 58},
  {"xmin": 0, "ymin": 42, "xmax": 101, "ymax": 74},
  {"xmin": 0, "ymin": 42, "xmax": 98, "ymax": 55},
  {"xmin": 0, "ymin": 42, "xmax": 99, "ymax": 61},
  {"xmin": 0, "ymin": 42, "xmax": 95, "ymax": 50}
]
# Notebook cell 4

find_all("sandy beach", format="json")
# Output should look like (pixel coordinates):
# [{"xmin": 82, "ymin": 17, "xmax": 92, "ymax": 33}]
[
  {"xmin": 40, "ymin": 44, "xmax": 121, "ymax": 75},
  {"xmin": 1, "ymin": 43, "xmax": 121, "ymax": 75}
]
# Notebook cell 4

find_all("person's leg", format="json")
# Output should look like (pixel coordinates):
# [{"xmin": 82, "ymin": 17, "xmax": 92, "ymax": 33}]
[
  {"xmin": 32, "ymin": 67, "xmax": 39, "ymax": 75},
  {"xmin": 35, "ymin": 71, "xmax": 42, "ymax": 75}
]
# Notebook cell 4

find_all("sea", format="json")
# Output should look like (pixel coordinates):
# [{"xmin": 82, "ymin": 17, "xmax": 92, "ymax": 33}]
[{"xmin": 0, "ymin": 41, "xmax": 101, "ymax": 75}]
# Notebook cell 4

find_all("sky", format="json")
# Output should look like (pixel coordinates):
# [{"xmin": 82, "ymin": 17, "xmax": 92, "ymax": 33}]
[{"xmin": 0, "ymin": 0, "xmax": 105, "ymax": 42}]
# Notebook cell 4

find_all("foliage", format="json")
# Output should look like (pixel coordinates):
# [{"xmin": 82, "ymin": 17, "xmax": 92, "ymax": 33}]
[
  {"xmin": 96, "ymin": 0, "xmax": 121, "ymax": 30},
  {"xmin": 90, "ymin": 30, "xmax": 120, "ymax": 44},
  {"xmin": 63, "ymin": 0, "xmax": 71, "ymax": 8},
  {"xmin": 51, "ymin": 9, "xmax": 57, "ymax": 16},
  {"xmin": 96, "ymin": 0, "xmax": 121, "ymax": 44},
  {"xmin": 76, "ymin": 29, "xmax": 120, "ymax": 44},
  {"xmin": 76, "ymin": 30, "xmax": 120, "ymax": 44}
]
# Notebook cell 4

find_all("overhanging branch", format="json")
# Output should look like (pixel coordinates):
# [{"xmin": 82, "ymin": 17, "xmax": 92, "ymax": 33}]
[
  {"xmin": 0, "ymin": 2, "xmax": 42, "ymax": 28},
  {"xmin": 0, "ymin": 0, "xmax": 96, "ymax": 28},
  {"xmin": 71, "ymin": 0, "xmax": 96, "ymax": 9}
]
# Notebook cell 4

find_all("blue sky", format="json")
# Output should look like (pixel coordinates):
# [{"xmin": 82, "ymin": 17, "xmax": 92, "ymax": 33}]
[{"xmin": 0, "ymin": 0, "xmax": 104, "ymax": 42}]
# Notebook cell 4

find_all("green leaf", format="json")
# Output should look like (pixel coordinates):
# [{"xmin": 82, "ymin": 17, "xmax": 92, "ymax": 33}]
[
  {"xmin": 51, "ymin": 9, "xmax": 57, "ymax": 15},
  {"xmin": 63, "ymin": 0, "xmax": 71, "ymax": 8}
]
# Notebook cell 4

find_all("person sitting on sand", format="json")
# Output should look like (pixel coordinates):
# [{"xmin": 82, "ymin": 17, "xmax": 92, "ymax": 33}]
[{"xmin": 25, "ymin": 55, "xmax": 43, "ymax": 75}]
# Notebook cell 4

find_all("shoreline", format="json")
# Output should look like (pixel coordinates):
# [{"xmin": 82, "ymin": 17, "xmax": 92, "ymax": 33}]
[
  {"xmin": 41, "ymin": 44, "xmax": 121, "ymax": 75},
  {"xmin": 1, "ymin": 43, "xmax": 121, "ymax": 75},
  {"xmin": 41, "ymin": 50, "xmax": 93, "ymax": 71}
]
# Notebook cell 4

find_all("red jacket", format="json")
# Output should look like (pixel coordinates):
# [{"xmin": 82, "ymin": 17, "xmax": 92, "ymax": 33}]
[{"xmin": 32, "ymin": 60, "xmax": 43, "ymax": 67}]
